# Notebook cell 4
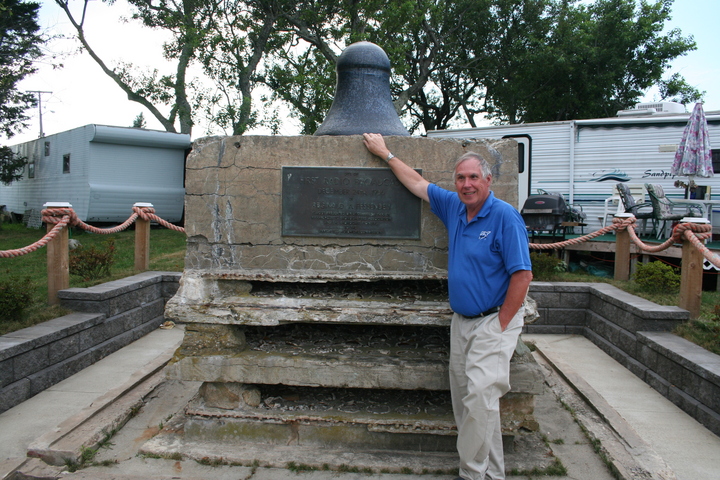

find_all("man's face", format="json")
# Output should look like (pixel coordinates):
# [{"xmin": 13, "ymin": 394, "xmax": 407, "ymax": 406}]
[{"xmin": 454, "ymin": 158, "xmax": 492, "ymax": 210}]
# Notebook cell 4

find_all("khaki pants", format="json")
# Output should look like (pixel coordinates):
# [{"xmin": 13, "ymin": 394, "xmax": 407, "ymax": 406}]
[{"xmin": 450, "ymin": 307, "xmax": 524, "ymax": 480}]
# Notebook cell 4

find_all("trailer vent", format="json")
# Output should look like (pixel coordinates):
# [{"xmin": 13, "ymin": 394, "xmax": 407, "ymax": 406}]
[{"xmin": 616, "ymin": 101, "xmax": 686, "ymax": 117}]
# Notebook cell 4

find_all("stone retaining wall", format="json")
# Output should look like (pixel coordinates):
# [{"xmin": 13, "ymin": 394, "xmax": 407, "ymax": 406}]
[
  {"xmin": 527, "ymin": 282, "xmax": 720, "ymax": 436},
  {"xmin": 0, "ymin": 272, "xmax": 180, "ymax": 414}
]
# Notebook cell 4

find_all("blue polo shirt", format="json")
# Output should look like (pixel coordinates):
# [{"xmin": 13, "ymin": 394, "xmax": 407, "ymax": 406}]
[{"xmin": 428, "ymin": 184, "xmax": 532, "ymax": 316}]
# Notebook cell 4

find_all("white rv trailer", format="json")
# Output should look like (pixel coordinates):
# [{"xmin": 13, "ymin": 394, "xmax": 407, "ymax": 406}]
[
  {"xmin": 427, "ymin": 103, "xmax": 720, "ymax": 234},
  {"xmin": 1, "ymin": 125, "xmax": 191, "ymax": 223}
]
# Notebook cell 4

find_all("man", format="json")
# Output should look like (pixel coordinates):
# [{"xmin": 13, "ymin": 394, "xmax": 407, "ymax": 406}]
[{"xmin": 362, "ymin": 133, "xmax": 533, "ymax": 480}]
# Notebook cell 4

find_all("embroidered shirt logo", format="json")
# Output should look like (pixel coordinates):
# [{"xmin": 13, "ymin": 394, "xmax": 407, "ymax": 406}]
[{"xmin": 478, "ymin": 231, "xmax": 491, "ymax": 240}]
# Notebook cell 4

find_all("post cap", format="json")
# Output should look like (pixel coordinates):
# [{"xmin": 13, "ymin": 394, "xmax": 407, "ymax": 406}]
[
  {"xmin": 133, "ymin": 202, "xmax": 154, "ymax": 207},
  {"xmin": 681, "ymin": 217, "xmax": 710, "ymax": 224},
  {"xmin": 614, "ymin": 213, "xmax": 633, "ymax": 218},
  {"xmin": 43, "ymin": 202, "xmax": 72, "ymax": 208}
]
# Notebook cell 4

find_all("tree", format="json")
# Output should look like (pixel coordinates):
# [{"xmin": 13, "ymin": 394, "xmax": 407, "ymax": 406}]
[
  {"xmin": 54, "ymin": 0, "xmax": 220, "ymax": 135},
  {"xmin": 1, "ymin": 0, "xmax": 43, "ymax": 188},
  {"xmin": 0, "ymin": 146, "xmax": 26, "ymax": 185},
  {"xmin": 0, "ymin": 0, "xmax": 43, "ymax": 138},
  {"xmin": 132, "ymin": 112, "xmax": 147, "ymax": 128},
  {"xmin": 479, "ymin": 0, "xmax": 697, "ymax": 123},
  {"xmin": 657, "ymin": 73, "xmax": 704, "ymax": 106},
  {"xmin": 55, "ymin": 0, "xmax": 699, "ymax": 136}
]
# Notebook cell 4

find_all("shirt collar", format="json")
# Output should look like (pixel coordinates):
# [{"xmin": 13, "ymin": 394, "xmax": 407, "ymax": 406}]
[{"xmin": 460, "ymin": 191, "xmax": 496, "ymax": 224}]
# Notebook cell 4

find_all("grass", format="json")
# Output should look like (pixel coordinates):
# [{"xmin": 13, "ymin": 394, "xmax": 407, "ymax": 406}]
[
  {"xmin": 0, "ymin": 222, "xmax": 186, "ymax": 335},
  {"xmin": 1, "ymin": 222, "xmax": 719, "ymax": 354}
]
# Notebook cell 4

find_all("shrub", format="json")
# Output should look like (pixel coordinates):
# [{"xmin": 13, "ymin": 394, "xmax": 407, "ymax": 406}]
[
  {"xmin": 0, "ymin": 276, "xmax": 34, "ymax": 321},
  {"xmin": 69, "ymin": 238, "xmax": 116, "ymax": 281},
  {"xmin": 530, "ymin": 252, "xmax": 566, "ymax": 281},
  {"xmin": 633, "ymin": 260, "xmax": 680, "ymax": 292}
]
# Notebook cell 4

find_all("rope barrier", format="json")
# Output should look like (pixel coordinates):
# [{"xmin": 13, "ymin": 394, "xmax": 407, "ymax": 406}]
[
  {"xmin": 528, "ymin": 214, "xmax": 720, "ymax": 270},
  {"xmin": 0, "ymin": 206, "xmax": 185, "ymax": 258},
  {"xmin": 529, "ymin": 216, "xmax": 632, "ymax": 250},
  {"xmin": 0, "ymin": 215, "xmax": 70, "ymax": 258}
]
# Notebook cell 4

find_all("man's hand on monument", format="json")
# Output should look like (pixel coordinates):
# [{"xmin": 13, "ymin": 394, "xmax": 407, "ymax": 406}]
[{"xmin": 363, "ymin": 133, "xmax": 391, "ymax": 160}]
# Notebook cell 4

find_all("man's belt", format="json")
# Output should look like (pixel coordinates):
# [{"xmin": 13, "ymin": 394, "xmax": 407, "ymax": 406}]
[{"xmin": 463, "ymin": 306, "xmax": 500, "ymax": 320}]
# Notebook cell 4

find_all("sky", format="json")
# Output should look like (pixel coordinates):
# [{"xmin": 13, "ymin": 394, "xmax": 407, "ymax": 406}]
[{"xmin": 6, "ymin": 0, "xmax": 720, "ymax": 145}]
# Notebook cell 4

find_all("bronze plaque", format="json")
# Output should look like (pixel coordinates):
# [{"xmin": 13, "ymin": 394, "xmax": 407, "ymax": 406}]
[{"xmin": 282, "ymin": 166, "xmax": 422, "ymax": 239}]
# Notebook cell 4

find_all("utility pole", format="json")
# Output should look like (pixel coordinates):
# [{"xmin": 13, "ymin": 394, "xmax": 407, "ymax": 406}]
[{"xmin": 27, "ymin": 91, "xmax": 52, "ymax": 137}]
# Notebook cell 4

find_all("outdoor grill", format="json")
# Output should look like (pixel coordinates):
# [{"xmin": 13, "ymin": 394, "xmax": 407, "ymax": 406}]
[{"xmin": 521, "ymin": 193, "xmax": 567, "ymax": 235}]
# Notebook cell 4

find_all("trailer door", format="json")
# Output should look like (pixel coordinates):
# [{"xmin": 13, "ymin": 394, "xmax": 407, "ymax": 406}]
[{"xmin": 502, "ymin": 134, "xmax": 531, "ymax": 208}]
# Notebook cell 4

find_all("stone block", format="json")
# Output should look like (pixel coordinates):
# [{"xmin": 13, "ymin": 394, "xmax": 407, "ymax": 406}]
[
  {"xmin": 0, "ymin": 378, "xmax": 30, "ymax": 413},
  {"xmin": 47, "ymin": 333, "xmax": 80, "ymax": 364},
  {"xmin": 143, "ymin": 298, "xmax": 166, "ymax": 323},
  {"xmin": 546, "ymin": 308, "xmax": 585, "ymax": 326},
  {"xmin": 77, "ymin": 319, "xmax": 113, "ymax": 349},
  {"xmin": 667, "ymin": 384, "xmax": 699, "ymax": 418},
  {"xmin": 644, "ymin": 369, "xmax": 669, "ymax": 397},
  {"xmin": 526, "ymin": 290, "xmax": 561, "ymax": 309},
  {"xmin": 522, "ymin": 325, "xmax": 568, "ymax": 335},
  {"xmin": 654, "ymin": 354, "xmax": 683, "ymax": 388},
  {"xmin": 637, "ymin": 343, "xmax": 660, "ymax": 373},
  {"xmin": 0, "ymin": 358, "xmax": 13, "ymax": 388},
  {"xmin": 13, "ymin": 344, "xmax": 49, "ymax": 379},
  {"xmin": 557, "ymin": 291, "xmax": 590, "ymax": 309},
  {"xmin": 695, "ymin": 401, "xmax": 720, "ymax": 437},
  {"xmin": 178, "ymin": 324, "xmax": 247, "ymax": 356},
  {"xmin": 616, "ymin": 328, "xmax": 639, "ymax": 360}
]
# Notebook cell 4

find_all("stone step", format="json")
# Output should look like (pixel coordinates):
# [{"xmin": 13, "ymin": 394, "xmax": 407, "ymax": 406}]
[
  {"xmin": 168, "ymin": 324, "xmax": 451, "ymax": 390},
  {"xmin": 168, "ymin": 325, "xmax": 545, "ymax": 398},
  {"xmin": 140, "ymin": 387, "xmax": 552, "ymax": 475},
  {"xmin": 167, "ymin": 278, "xmax": 453, "ymax": 326}
]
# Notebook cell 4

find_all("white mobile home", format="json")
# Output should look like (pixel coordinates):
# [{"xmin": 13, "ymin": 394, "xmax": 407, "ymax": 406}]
[
  {"xmin": 427, "ymin": 103, "xmax": 720, "ymax": 233},
  {"xmin": 1, "ymin": 125, "xmax": 191, "ymax": 223}
]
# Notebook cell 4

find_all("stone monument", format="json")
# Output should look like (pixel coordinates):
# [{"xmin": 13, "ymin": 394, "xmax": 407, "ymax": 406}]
[{"xmin": 148, "ymin": 42, "xmax": 546, "ymax": 473}]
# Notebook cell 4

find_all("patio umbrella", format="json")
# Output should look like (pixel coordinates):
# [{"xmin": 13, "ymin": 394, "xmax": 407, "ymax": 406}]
[{"xmin": 672, "ymin": 102, "xmax": 714, "ymax": 187}]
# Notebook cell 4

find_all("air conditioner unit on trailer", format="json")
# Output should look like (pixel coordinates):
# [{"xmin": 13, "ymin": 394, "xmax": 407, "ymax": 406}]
[
  {"xmin": 633, "ymin": 102, "xmax": 686, "ymax": 114},
  {"xmin": 616, "ymin": 101, "xmax": 686, "ymax": 117}
]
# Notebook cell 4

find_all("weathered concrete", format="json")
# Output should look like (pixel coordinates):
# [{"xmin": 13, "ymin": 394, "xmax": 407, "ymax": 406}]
[{"xmin": 163, "ymin": 134, "xmax": 537, "ymax": 463}]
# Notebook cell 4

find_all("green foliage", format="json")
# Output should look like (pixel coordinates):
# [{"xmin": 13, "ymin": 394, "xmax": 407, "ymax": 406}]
[
  {"xmin": 0, "ymin": 276, "xmax": 33, "ymax": 321},
  {"xmin": 0, "ymin": 146, "xmax": 26, "ymax": 185},
  {"xmin": 657, "ymin": 72, "xmax": 705, "ymax": 105},
  {"xmin": 530, "ymin": 252, "xmax": 566, "ymax": 281},
  {"xmin": 481, "ymin": 0, "xmax": 696, "ymax": 123},
  {"xmin": 131, "ymin": 112, "xmax": 147, "ymax": 128},
  {"xmin": 69, "ymin": 239, "xmax": 117, "ymax": 281},
  {"xmin": 633, "ymin": 260, "xmax": 680, "ymax": 292},
  {"xmin": 0, "ymin": 0, "xmax": 43, "ymax": 137},
  {"xmin": 56, "ymin": 0, "xmax": 697, "ymax": 137},
  {"xmin": 674, "ymin": 311, "xmax": 720, "ymax": 355}
]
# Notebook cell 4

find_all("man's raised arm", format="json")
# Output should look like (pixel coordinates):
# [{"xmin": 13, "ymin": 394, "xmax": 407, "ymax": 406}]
[{"xmin": 363, "ymin": 133, "xmax": 430, "ymax": 202}]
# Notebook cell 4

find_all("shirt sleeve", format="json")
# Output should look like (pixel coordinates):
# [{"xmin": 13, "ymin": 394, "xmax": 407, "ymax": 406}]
[{"xmin": 501, "ymin": 207, "xmax": 532, "ymax": 275}]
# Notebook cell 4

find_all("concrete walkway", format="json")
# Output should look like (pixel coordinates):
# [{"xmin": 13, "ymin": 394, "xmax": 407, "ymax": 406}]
[
  {"xmin": 0, "ymin": 328, "xmax": 718, "ymax": 480},
  {"xmin": 525, "ymin": 334, "xmax": 720, "ymax": 480}
]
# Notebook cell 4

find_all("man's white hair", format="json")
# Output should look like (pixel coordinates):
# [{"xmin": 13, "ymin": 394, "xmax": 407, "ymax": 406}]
[{"xmin": 454, "ymin": 152, "xmax": 491, "ymax": 178}]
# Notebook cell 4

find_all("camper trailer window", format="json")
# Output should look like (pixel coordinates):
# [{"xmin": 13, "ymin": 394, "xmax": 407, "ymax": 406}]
[
  {"xmin": 63, "ymin": 154, "xmax": 70, "ymax": 174},
  {"xmin": 44, "ymin": 142, "xmax": 50, "ymax": 156},
  {"xmin": 712, "ymin": 149, "xmax": 720, "ymax": 175},
  {"xmin": 28, "ymin": 162, "xmax": 35, "ymax": 178}
]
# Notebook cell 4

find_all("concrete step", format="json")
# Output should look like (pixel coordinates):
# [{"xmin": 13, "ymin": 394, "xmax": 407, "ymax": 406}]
[
  {"xmin": 169, "ymin": 324, "xmax": 452, "ymax": 390},
  {"xmin": 183, "ymin": 384, "xmax": 457, "ymax": 452},
  {"xmin": 167, "ymin": 278, "xmax": 453, "ymax": 326}
]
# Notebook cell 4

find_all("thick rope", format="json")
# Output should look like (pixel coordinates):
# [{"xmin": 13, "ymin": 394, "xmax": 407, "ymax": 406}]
[
  {"xmin": 0, "ymin": 206, "xmax": 185, "ymax": 258},
  {"xmin": 529, "ymin": 215, "xmax": 720, "ymax": 270},
  {"xmin": 0, "ymin": 215, "xmax": 70, "ymax": 258},
  {"xmin": 529, "ymin": 217, "xmax": 632, "ymax": 250}
]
